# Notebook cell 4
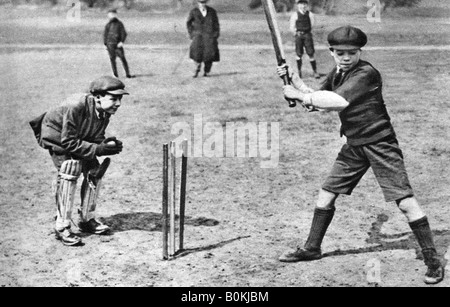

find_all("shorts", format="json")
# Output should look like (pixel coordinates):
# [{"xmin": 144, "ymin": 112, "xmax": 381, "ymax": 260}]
[
  {"xmin": 295, "ymin": 32, "xmax": 315, "ymax": 58},
  {"xmin": 322, "ymin": 137, "xmax": 414, "ymax": 202}
]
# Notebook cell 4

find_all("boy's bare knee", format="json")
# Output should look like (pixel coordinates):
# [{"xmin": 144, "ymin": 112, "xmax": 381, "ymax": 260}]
[
  {"xmin": 316, "ymin": 189, "xmax": 338, "ymax": 210},
  {"xmin": 397, "ymin": 196, "xmax": 426, "ymax": 222}
]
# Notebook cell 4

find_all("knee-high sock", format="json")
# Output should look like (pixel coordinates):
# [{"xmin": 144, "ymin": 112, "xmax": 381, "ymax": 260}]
[
  {"xmin": 297, "ymin": 59, "xmax": 302, "ymax": 77},
  {"xmin": 310, "ymin": 60, "xmax": 317, "ymax": 73},
  {"xmin": 304, "ymin": 207, "xmax": 335, "ymax": 251},
  {"xmin": 409, "ymin": 216, "xmax": 441, "ymax": 268}
]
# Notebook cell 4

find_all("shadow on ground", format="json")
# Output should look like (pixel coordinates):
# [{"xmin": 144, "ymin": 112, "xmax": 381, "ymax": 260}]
[
  {"xmin": 173, "ymin": 235, "xmax": 252, "ymax": 259},
  {"xmin": 323, "ymin": 214, "xmax": 450, "ymax": 262},
  {"xmin": 101, "ymin": 211, "xmax": 219, "ymax": 233},
  {"xmin": 99, "ymin": 212, "xmax": 250, "ymax": 258}
]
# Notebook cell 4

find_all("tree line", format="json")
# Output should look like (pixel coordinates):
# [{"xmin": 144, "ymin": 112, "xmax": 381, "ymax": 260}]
[
  {"xmin": 249, "ymin": 0, "xmax": 422, "ymax": 13},
  {"xmin": 15, "ymin": 0, "xmax": 422, "ymax": 12}
]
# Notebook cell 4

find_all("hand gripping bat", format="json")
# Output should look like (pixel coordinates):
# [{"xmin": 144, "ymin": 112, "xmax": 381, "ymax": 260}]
[{"xmin": 262, "ymin": 0, "xmax": 299, "ymax": 108}]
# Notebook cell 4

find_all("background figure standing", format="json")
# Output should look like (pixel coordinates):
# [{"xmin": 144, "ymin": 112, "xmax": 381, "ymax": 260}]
[
  {"xmin": 104, "ymin": 9, "xmax": 134, "ymax": 78},
  {"xmin": 187, "ymin": 0, "xmax": 220, "ymax": 78},
  {"xmin": 290, "ymin": 0, "xmax": 320, "ymax": 79}
]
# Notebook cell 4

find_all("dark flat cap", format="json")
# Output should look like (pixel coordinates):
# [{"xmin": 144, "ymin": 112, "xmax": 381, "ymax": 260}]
[
  {"xmin": 108, "ymin": 8, "xmax": 118, "ymax": 13},
  {"xmin": 297, "ymin": 0, "xmax": 309, "ymax": 3},
  {"xmin": 89, "ymin": 76, "xmax": 129, "ymax": 96},
  {"xmin": 328, "ymin": 26, "xmax": 368, "ymax": 50}
]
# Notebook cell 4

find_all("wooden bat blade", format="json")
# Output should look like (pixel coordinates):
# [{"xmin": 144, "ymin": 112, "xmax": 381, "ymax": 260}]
[
  {"xmin": 262, "ymin": 0, "xmax": 297, "ymax": 108},
  {"xmin": 262, "ymin": 0, "xmax": 286, "ymax": 65}
]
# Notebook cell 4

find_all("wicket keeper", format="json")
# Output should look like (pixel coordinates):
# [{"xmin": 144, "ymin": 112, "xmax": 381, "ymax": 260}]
[
  {"xmin": 277, "ymin": 25, "xmax": 444, "ymax": 285},
  {"xmin": 29, "ymin": 76, "xmax": 128, "ymax": 246}
]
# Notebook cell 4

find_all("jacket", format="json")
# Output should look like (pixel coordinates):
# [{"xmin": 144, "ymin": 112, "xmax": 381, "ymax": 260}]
[
  {"xmin": 104, "ymin": 18, "xmax": 127, "ymax": 45},
  {"xmin": 187, "ymin": 6, "xmax": 220, "ymax": 63},
  {"xmin": 30, "ymin": 94, "xmax": 109, "ymax": 160}
]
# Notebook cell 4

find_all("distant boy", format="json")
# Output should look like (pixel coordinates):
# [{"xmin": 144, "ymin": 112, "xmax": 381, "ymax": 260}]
[
  {"xmin": 104, "ymin": 9, "xmax": 135, "ymax": 78},
  {"xmin": 289, "ymin": 0, "xmax": 320, "ymax": 79},
  {"xmin": 187, "ymin": 0, "xmax": 220, "ymax": 78},
  {"xmin": 29, "ymin": 76, "xmax": 129, "ymax": 246},
  {"xmin": 277, "ymin": 25, "xmax": 444, "ymax": 285}
]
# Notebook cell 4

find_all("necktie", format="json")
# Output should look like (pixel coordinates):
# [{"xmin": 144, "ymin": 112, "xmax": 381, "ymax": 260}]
[{"xmin": 333, "ymin": 69, "xmax": 344, "ymax": 87}]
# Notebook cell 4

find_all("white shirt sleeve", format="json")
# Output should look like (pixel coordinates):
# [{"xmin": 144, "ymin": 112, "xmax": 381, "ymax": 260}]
[
  {"xmin": 304, "ymin": 91, "xmax": 350, "ymax": 111},
  {"xmin": 309, "ymin": 12, "xmax": 315, "ymax": 28},
  {"xmin": 289, "ymin": 12, "xmax": 297, "ymax": 34}
]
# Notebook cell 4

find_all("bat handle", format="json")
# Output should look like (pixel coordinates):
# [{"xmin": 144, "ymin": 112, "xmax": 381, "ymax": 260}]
[{"xmin": 282, "ymin": 74, "xmax": 297, "ymax": 108}]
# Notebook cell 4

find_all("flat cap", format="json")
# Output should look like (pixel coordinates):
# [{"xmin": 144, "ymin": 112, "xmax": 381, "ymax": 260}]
[
  {"xmin": 108, "ymin": 8, "xmax": 118, "ymax": 14},
  {"xmin": 197, "ymin": 0, "xmax": 208, "ymax": 3},
  {"xmin": 328, "ymin": 26, "xmax": 368, "ymax": 50},
  {"xmin": 89, "ymin": 76, "xmax": 129, "ymax": 96},
  {"xmin": 297, "ymin": 0, "xmax": 309, "ymax": 3}
]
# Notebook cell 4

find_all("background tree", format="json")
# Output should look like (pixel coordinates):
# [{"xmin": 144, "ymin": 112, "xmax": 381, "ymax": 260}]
[
  {"xmin": 249, "ymin": 0, "xmax": 296, "ymax": 12},
  {"xmin": 381, "ymin": 0, "xmax": 422, "ymax": 10},
  {"xmin": 249, "ymin": 0, "xmax": 422, "ymax": 14}
]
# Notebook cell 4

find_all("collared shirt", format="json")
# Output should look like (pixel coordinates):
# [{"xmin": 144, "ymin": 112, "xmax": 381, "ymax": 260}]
[
  {"xmin": 333, "ymin": 67, "xmax": 344, "ymax": 87},
  {"xmin": 199, "ymin": 7, "xmax": 207, "ymax": 17},
  {"xmin": 94, "ymin": 106, "xmax": 102, "ymax": 120}
]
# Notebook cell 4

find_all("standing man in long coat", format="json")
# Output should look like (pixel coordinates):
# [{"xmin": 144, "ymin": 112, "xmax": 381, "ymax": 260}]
[{"xmin": 187, "ymin": 0, "xmax": 220, "ymax": 78}]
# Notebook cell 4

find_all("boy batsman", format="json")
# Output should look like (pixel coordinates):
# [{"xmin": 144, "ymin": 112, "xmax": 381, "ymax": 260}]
[
  {"xmin": 30, "ymin": 76, "xmax": 128, "ymax": 246},
  {"xmin": 277, "ymin": 26, "xmax": 444, "ymax": 285}
]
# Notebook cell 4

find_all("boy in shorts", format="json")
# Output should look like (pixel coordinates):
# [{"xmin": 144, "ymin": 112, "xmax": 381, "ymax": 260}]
[
  {"xmin": 289, "ymin": 0, "xmax": 320, "ymax": 79},
  {"xmin": 276, "ymin": 25, "xmax": 444, "ymax": 285}
]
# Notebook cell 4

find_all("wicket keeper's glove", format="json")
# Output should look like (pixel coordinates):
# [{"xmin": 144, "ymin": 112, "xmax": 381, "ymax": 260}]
[{"xmin": 95, "ymin": 137, "xmax": 123, "ymax": 156}]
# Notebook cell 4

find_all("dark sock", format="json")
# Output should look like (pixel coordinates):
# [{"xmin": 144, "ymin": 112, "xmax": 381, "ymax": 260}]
[
  {"xmin": 296, "ymin": 59, "xmax": 302, "ymax": 77},
  {"xmin": 304, "ymin": 207, "xmax": 335, "ymax": 251},
  {"xmin": 310, "ymin": 60, "xmax": 317, "ymax": 72},
  {"xmin": 409, "ymin": 216, "xmax": 441, "ymax": 267}
]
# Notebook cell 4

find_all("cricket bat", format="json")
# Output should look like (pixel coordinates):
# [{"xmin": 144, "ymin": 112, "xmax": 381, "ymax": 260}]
[{"xmin": 262, "ymin": 0, "xmax": 298, "ymax": 108}]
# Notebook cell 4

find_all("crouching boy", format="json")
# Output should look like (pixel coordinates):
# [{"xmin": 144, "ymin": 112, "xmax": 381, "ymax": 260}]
[{"xmin": 30, "ymin": 76, "xmax": 129, "ymax": 246}]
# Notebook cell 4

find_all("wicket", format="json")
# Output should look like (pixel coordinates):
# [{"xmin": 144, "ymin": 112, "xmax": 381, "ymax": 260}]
[{"xmin": 162, "ymin": 139, "xmax": 188, "ymax": 260}]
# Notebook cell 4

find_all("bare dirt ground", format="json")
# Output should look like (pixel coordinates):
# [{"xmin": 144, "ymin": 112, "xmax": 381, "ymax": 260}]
[{"xmin": 0, "ymin": 5, "xmax": 450, "ymax": 288}]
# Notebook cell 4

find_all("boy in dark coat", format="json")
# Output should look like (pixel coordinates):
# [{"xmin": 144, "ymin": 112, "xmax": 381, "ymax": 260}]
[
  {"xmin": 186, "ymin": 0, "xmax": 220, "ymax": 77},
  {"xmin": 29, "ymin": 76, "xmax": 128, "ymax": 246},
  {"xmin": 104, "ymin": 9, "xmax": 134, "ymax": 78},
  {"xmin": 276, "ymin": 26, "xmax": 444, "ymax": 285}
]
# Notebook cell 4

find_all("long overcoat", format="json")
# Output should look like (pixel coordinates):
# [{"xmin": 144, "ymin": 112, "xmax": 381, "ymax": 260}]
[{"xmin": 186, "ymin": 6, "xmax": 220, "ymax": 63}]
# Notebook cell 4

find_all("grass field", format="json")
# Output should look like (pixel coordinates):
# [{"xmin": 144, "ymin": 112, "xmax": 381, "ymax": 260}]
[{"xmin": 0, "ymin": 3, "xmax": 450, "ymax": 288}]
